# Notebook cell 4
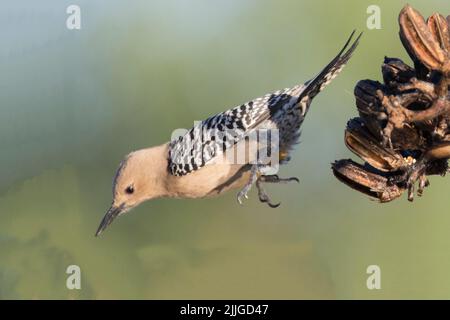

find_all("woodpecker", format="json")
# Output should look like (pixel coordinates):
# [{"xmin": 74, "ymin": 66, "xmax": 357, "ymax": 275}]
[{"xmin": 96, "ymin": 31, "xmax": 361, "ymax": 236}]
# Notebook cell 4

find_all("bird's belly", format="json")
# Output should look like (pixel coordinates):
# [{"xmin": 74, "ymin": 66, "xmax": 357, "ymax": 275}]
[{"xmin": 172, "ymin": 162, "xmax": 251, "ymax": 199}]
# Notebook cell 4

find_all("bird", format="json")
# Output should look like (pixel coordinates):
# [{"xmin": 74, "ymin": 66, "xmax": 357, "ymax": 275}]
[{"xmin": 95, "ymin": 31, "xmax": 362, "ymax": 236}]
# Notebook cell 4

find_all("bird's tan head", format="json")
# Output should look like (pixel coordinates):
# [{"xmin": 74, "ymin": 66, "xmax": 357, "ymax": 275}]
[{"xmin": 96, "ymin": 144, "xmax": 169, "ymax": 236}]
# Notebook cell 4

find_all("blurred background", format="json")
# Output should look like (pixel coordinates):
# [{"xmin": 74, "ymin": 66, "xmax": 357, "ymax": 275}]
[{"xmin": 0, "ymin": 0, "xmax": 449, "ymax": 299}]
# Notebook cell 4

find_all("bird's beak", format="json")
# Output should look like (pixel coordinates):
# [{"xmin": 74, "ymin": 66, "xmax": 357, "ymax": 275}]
[{"xmin": 95, "ymin": 203, "xmax": 125, "ymax": 237}]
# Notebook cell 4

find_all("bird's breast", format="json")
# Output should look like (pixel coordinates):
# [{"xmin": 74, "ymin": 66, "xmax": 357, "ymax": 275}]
[{"xmin": 170, "ymin": 162, "xmax": 251, "ymax": 199}]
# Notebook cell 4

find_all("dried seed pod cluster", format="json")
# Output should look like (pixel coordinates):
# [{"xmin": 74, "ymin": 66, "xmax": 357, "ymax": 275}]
[{"xmin": 333, "ymin": 5, "xmax": 450, "ymax": 202}]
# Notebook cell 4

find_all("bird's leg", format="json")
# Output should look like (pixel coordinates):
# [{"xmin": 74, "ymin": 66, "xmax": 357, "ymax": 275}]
[
  {"xmin": 253, "ymin": 174, "xmax": 299, "ymax": 208},
  {"xmin": 259, "ymin": 174, "xmax": 300, "ymax": 184},
  {"xmin": 236, "ymin": 164, "xmax": 259, "ymax": 205},
  {"xmin": 255, "ymin": 179, "xmax": 280, "ymax": 208}
]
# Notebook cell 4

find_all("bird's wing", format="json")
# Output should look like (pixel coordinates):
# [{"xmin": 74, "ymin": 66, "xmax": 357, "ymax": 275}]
[
  {"xmin": 168, "ymin": 31, "xmax": 362, "ymax": 176},
  {"xmin": 168, "ymin": 88, "xmax": 292, "ymax": 176}
]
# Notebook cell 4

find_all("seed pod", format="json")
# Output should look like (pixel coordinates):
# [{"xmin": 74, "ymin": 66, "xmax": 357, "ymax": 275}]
[
  {"xmin": 332, "ymin": 159, "xmax": 405, "ymax": 202},
  {"xmin": 427, "ymin": 13, "xmax": 450, "ymax": 53},
  {"xmin": 345, "ymin": 118, "xmax": 407, "ymax": 172},
  {"xmin": 382, "ymin": 57, "xmax": 415, "ymax": 87},
  {"xmin": 399, "ymin": 5, "xmax": 449, "ymax": 74},
  {"xmin": 424, "ymin": 142, "xmax": 450, "ymax": 160},
  {"xmin": 354, "ymin": 80, "xmax": 386, "ymax": 138}
]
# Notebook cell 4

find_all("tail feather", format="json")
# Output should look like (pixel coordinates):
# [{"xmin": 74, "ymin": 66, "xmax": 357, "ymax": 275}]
[{"xmin": 298, "ymin": 30, "xmax": 362, "ymax": 110}]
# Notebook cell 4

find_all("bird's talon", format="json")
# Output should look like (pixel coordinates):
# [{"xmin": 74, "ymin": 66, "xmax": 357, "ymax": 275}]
[
  {"xmin": 256, "ymin": 180, "xmax": 281, "ymax": 208},
  {"xmin": 268, "ymin": 202, "xmax": 281, "ymax": 208},
  {"xmin": 260, "ymin": 175, "xmax": 300, "ymax": 184},
  {"xmin": 237, "ymin": 192, "xmax": 248, "ymax": 205}
]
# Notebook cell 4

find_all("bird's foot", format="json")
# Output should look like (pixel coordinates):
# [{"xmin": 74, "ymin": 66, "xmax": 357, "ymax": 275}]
[
  {"xmin": 256, "ymin": 179, "xmax": 280, "ymax": 208},
  {"xmin": 237, "ymin": 184, "xmax": 251, "ymax": 205},
  {"xmin": 236, "ymin": 167, "xmax": 299, "ymax": 207},
  {"xmin": 259, "ymin": 174, "xmax": 300, "ymax": 184},
  {"xmin": 254, "ymin": 174, "xmax": 299, "ymax": 208},
  {"xmin": 236, "ymin": 164, "xmax": 259, "ymax": 205}
]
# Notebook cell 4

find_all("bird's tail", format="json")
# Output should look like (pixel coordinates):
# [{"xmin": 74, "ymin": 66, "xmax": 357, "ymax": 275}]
[{"xmin": 297, "ymin": 30, "xmax": 362, "ymax": 113}]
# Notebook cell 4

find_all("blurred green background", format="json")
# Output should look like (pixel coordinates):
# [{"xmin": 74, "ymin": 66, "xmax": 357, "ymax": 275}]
[{"xmin": 1, "ymin": 0, "xmax": 449, "ymax": 299}]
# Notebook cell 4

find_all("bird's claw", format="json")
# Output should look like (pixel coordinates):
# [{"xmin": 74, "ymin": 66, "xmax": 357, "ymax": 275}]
[
  {"xmin": 259, "ymin": 175, "xmax": 300, "ymax": 184},
  {"xmin": 237, "ymin": 172, "xmax": 298, "ymax": 207},
  {"xmin": 256, "ymin": 180, "xmax": 281, "ymax": 208},
  {"xmin": 237, "ymin": 187, "xmax": 251, "ymax": 205}
]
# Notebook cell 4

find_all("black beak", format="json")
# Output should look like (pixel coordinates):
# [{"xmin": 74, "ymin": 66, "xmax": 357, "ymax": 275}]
[{"xmin": 95, "ymin": 204, "xmax": 125, "ymax": 237}]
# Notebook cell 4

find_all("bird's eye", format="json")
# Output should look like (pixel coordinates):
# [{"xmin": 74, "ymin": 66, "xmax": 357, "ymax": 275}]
[{"xmin": 125, "ymin": 185, "xmax": 134, "ymax": 194}]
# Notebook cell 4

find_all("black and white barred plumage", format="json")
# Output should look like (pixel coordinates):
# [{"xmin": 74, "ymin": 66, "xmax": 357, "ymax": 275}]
[{"xmin": 168, "ymin": 31, "xmax": 361, "ymax": 176}]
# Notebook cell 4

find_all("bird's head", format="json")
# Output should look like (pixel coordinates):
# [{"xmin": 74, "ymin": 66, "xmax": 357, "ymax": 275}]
[{"xmin": 95, "ymin": 144, "xmax": 169, "ymax": 236}]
